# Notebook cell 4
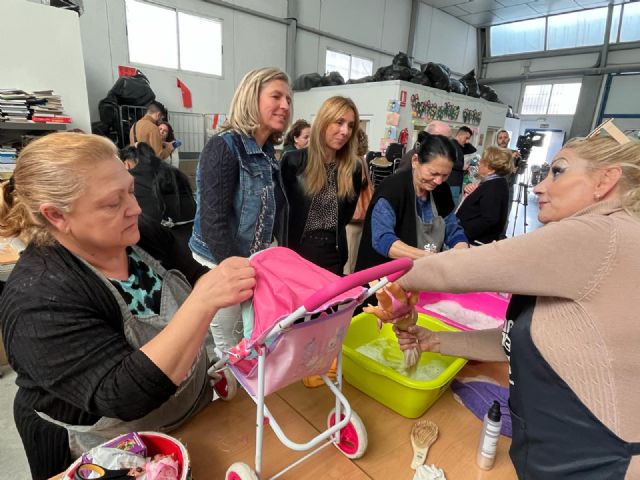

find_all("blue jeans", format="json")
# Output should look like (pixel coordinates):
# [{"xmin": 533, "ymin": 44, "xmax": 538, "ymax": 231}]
[{"xmin": 449, "ymin": 185, "xmax": 462, "ymax": 206}]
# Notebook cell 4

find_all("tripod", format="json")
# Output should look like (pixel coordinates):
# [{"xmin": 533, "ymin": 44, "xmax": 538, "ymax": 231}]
[{"xmin": 510, "ymin": 160, "xmax": 530, "ymax": 237}]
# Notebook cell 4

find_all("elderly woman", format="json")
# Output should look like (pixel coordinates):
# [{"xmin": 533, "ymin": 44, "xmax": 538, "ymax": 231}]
[
  {"xmin": 389, "ymin": 130, "xmax": 640, "ymax": 479},
  {"xmin": 281, "ymin": 96, "xmax": 362, "ymax": 275},
  {"xmin": 189, "ymin": 67, "xmax": 290, "ymax": 359},
  {"xmin": 356, "ymin": 133, "xmax": 468, "ymax": 271},
  {"xmin": 456, "ymin": 145, "xmax": 514, "ymax": 244},
  {"xmin": 281, "ymin": 118, "xmax": 311, "ymax": 155},
  {"xmin": 0, "ymin": 133, "xmax": 255, "ymax": 479}
]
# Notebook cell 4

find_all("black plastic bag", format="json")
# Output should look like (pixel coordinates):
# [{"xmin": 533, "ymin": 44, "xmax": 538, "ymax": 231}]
[
  {"xmin": 321, "ymin": 71, "xmax": 345, "ymax": 86},
  {"xmin": 392, "ymin": 52, "xmax": 411, "ymax": 69},
  {"xmin": 460, "ymin": 69, "xmax": 480, "ymax": 98},
  {"xmin": 346, "ymin": 76, "xmax": 373, "ymax": 84},
  {"xmin": 108, "ymin": 73, "xmax": 156, "ymax": 106},
  {"xmin": 479, "ymin": 84, "xmax": 500, "ymax": 102},
  {"xmin": 449, "ymin": 78, "xmax": 468, "ymax": 95},
  {"xmin": 409, "ymin": 71, "xmax": 431, "ymax": 87},
  {"xmin": 423, "ymin": 63, "xmax": 451, "ymax": 91},
  {"xmin": 293, "ymin": 73, "xmax": 323, "ymax": 91}
]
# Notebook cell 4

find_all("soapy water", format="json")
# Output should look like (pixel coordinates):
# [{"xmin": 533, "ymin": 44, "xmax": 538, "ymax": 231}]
[{"xmin": 356, "ymin": 337, "xmax": 448, "ymax": 381}]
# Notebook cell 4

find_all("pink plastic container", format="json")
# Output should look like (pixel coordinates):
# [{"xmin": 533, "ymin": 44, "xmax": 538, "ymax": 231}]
[{"xmin": 416, "ymin": 291, "xmax": 510, "ymax": 331}]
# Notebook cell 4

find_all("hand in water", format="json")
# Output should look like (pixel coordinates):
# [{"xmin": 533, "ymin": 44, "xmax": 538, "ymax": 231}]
[{"xmin": 395, "ymin": 325, "xmax": 441, "ymax": 354}]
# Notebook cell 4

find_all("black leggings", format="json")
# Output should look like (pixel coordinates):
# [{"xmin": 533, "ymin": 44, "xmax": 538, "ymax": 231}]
[{"xmin": 297, "ymin": 230, "xmax": 342, "ymax": 275}]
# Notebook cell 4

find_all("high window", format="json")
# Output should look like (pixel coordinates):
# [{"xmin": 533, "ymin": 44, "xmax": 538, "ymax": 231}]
[
  {"xmin": 326, "ymin": 50, "xmax": 373, "ymax": 81},
  {"xmin": 126, "ymin": 0, "xmax": 222, "ymax": 76},
  {"xmin": 490, "ymin": 4, "xmax": 638, "ymax": 57},
  {"xmin": 521, "ymin": 83, "xmax": 582, "ymax": 115}
]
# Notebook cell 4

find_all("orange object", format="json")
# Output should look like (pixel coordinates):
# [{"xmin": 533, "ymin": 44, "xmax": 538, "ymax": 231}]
[{"xmin": 303, "ymin": 358, "xmax": 337, "ymax": 388}]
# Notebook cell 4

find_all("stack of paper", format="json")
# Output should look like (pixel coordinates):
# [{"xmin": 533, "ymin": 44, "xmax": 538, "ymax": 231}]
[
  {"xmin": 29, "ymin": 90, "xmax": 72, "ymax": 123},
  {"xmin": 0, "ymin": 89, "xmax": 32, "ymax": 122}
]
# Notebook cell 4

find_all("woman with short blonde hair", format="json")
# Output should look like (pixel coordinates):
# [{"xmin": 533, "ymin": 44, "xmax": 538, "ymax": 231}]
[
  {"xmin": 281, "ymin": 96, "xmax": 362, "ymax": 274},
  {"xmin": 456, "ymin": 145, "xmax": 514, "ymax": 244}
]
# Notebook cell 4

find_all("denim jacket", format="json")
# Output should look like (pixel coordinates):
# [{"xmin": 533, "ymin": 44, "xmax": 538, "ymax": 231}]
[{"xmin": 189, "ymin": 131, "xmax": 288, "ymax": 263}]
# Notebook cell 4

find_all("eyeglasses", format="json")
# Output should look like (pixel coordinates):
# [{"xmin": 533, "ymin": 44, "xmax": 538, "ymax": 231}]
[{"xmin": 586, "ymin": 119, "xmax": 630, "ymax": 145}]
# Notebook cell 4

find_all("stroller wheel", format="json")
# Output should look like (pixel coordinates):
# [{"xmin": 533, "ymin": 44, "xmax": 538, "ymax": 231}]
[
  {"xmin": 327, "ymin": 408, "xmax": 368, "ymax": 459},
  {"xmin": 225, "ymin": 462, "xmax": 258, "ymax": 480},
  {"xmin": 212, "ymin": 368, "xmax": 238, "ymax": 401}
]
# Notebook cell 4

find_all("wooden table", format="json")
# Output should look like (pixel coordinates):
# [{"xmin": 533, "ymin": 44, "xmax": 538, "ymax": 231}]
[{"xmin": 172, "ymin": 361, "xmax": 516, "ymax": 479}]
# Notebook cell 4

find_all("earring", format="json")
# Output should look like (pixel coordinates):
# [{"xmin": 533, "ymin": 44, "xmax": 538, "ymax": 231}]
[{"xmin": 594, "ymin": 192, "xmax": 601, "ymax": 200}]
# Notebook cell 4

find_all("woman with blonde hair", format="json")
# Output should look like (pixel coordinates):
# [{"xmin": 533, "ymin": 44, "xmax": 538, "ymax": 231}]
[
  {"xmin": 381, "ymin": 126, "xmax": 640, "ymax": 479},
  {"xmin": 281, "ymin": 95, "xmax": 362, "ymax": 274},
  {"xmin": 456, "ymin": 145, "xmax": 514, "ymax": 244},
  {"xmin": 189, "ymin": 67, "xmax": 290, "ymax": 376},
  {"xmin": 0, "ymin": 132, "xmax": 254, "ymax": 479}
]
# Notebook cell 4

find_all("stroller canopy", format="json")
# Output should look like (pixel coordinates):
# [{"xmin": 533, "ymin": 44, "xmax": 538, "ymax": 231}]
[{"xmin": 242, "ymin": 247, "xmax": 365, "ymax": 347}]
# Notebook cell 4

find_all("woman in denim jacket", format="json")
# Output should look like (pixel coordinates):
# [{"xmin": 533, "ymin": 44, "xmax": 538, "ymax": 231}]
[{"xmin": 189, "ymin": 68, "xmax": 291, "ymax": 376}]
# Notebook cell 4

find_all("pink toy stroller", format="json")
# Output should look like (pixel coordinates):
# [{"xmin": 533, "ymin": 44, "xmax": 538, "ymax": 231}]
[{"xmin": 216, "ymin": 247, "xmax": 412, "ymax": 480}]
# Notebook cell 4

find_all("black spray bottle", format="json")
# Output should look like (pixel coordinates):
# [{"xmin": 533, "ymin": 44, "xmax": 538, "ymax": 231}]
[{"xmin": 476, "ymin": 400, "xmax": 502, "ymax": 470}]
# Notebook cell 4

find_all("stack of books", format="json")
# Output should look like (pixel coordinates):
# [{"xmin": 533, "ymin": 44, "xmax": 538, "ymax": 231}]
[
  {"xmin": 29, "ymin": 90, "xmax": 72, "ymax": 124},
  {"xmin": 0, "ymin": 89, "xmax": 32, "ymax": 122},
  {"xmin": 0, "ymin": 146, "xmax": 18, "ymax": 177}
]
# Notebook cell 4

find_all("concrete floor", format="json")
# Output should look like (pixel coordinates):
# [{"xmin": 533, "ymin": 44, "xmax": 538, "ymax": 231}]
[{"xmin": 0, "ymin": 366, "xmax": 30, "ymax": 479}]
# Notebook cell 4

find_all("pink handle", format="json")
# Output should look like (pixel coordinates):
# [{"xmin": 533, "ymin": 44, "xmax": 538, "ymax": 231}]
[{"xmin": 303, "ymin": 257, "xmax": 413, "ymax": 311}]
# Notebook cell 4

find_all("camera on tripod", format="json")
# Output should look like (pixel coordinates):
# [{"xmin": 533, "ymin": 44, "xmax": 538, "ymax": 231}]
[{"xmin": 516, "ymin": 131, "xmax": 545, "ymax": 161}]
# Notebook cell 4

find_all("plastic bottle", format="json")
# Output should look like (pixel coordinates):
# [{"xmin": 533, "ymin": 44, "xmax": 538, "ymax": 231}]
[{"xmin": 476, "ymin": 400, "xmax": 502, "ymax": 470}]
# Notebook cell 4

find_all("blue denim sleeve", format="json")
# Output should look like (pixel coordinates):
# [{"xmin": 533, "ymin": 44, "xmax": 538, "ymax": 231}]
[
  {"xmin": 371, "ymin": 198, "xmax": 400, "ymax": 257},
  {"xmin": 444, "ymin": 211, "xmax": 469, "ymax": 247}
]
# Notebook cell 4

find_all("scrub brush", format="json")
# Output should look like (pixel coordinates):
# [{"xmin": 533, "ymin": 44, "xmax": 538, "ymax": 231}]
[{"xmin": 411, "ymin": 420, "xmax": 439, "ymax": 469}]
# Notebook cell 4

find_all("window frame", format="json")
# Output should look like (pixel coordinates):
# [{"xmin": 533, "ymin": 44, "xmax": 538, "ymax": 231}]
[
  {"xmin": 325, "ymin": 48, "xmax": 374, "ymax": 81},
  {"xmin": 124, "ymin": 0, "xmax": 224, "ymax": 79},
  {"xmin": 520, "ymin": 81, "xmax": 582, "ymax": 116}
]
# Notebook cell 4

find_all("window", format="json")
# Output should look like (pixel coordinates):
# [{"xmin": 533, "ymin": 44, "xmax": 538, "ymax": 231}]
[
  {"xmin": 490, "ymin": 4, "xmax": 635, "ymax": 57},
  {"xmin": 547, "ymin": 8, "xmax": 608, "ymax": 50},
  {"xmin": 490, "ymin": 18, "xmax": 545, "ymax": 56},
  {"xmin": 125, "ymin": 0, "xmax": 222, "ymax": 76},
  {"xmin": 620, "ymin": 2, "xmax": 640, "ymax": 43},
  {"xmin": 325, "ymin": 50, "xmax": 373, "ymax": 81},
  {"xmin": 521, "ymin": 83, "xmax": 582, "ymax": 115}
]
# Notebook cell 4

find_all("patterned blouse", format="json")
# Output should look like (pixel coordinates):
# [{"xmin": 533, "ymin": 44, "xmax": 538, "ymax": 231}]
[
  {"xmin": 110, "ymin": 249, "xmax": 163, "ymax": 316},
  {"xmin": 303, "ymin": 161, "xmax": 339, "ymax": 234}
]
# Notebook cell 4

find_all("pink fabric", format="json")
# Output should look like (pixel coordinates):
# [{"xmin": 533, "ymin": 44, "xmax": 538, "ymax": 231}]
[
  {"xmin": 230, "ymin": 307, "xmax": 355, "ymax": 396},
  {"xmin": 245, "ymin": 247, "xmax": 364, "ymax": 345}
]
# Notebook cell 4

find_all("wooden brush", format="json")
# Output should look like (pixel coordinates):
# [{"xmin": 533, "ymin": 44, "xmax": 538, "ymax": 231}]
[{"xmin": 410, "ymin": 420, "xmax": 439, "ymax": 469}]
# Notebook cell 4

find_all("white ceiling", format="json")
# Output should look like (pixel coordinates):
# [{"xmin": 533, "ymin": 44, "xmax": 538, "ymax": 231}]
[{"xmin": 423, "ymin": 0, "xmax": 630, "ymax": 27}]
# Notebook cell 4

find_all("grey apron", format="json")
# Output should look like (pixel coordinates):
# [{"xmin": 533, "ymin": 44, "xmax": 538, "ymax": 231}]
[
  {"xmin": 37, "ymin": 247, "xmax": 212, "ymax": 458},
  {"xmin": 415, "ymin": 193, "xmax": 446, "ymax": 253}
]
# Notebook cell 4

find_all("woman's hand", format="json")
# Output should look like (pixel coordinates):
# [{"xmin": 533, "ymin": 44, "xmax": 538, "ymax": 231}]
[
  {"xmin": 395, "ymin": 325, "xmax": 441, "ymax": 353},
  {"xmin": 191, "ymin": 257, "xmax": 256, "ymax": 313},
  {"xmin": 463, "ymin": 183, "xmax": 479, "ymax": 196}
]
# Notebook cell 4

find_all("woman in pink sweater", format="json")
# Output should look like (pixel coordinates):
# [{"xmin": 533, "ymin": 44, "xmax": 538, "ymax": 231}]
[{"xmin": 390, "ymin": 129, "xmax": 640, "ymax": 479}]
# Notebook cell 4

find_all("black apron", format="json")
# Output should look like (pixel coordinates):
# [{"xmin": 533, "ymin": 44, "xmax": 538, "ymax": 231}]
[{"xmin": 504, "ymin": 295, "xmax": 640, "ymax": 479}]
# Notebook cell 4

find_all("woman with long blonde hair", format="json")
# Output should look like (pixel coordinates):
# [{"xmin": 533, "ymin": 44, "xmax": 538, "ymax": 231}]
[{"xmin": 281, "ymin": 96, "xmax": 362, "ymax": 274}]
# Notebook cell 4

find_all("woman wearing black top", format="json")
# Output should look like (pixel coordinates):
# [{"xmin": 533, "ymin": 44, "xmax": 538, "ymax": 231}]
[
  {"xmin": 457, "ymin": 145, "xmax": 514, "ymax": 244},
  {"xmin": 280, "ymin": 96, "xmax": 362, "ymax": 274},
  {"xmin": 0, "ymin": 133, "xmax": 255, "ymax": 479}
]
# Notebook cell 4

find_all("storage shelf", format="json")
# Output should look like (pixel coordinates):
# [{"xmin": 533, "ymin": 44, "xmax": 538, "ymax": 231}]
[{"xmin": 0, "ymin": 122, "xmax": 67, "ymax": 131}]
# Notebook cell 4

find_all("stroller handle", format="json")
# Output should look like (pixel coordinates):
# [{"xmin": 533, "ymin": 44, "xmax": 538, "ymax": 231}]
[{"xmin": 303, "ymin": 257, "xmax": 413, "ymax": 311}]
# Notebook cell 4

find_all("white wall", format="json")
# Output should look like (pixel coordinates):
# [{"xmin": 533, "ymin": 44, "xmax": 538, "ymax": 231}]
[
  {"xmin": 76, "ymin": 0, "xmax": 478, "ymax": 123},
  {"xmin": 1, "ymin": 0, "xmax": 91, "ymax": 131},
  {"xmin": 79, "ymin": 0, "xmax": 288, "ymax": 121},
  {"xmin": 412, "ymin": 2, "xmax": 478, "ymax": 75}
]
